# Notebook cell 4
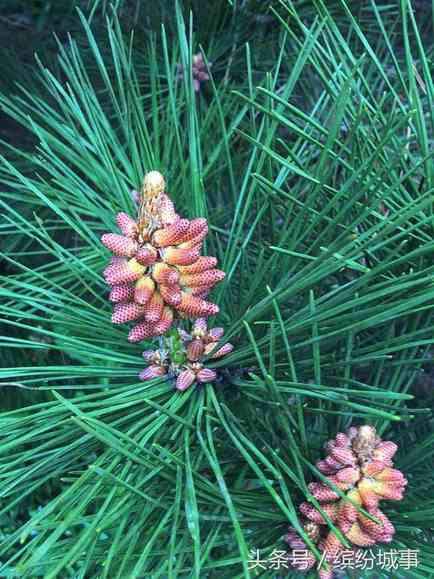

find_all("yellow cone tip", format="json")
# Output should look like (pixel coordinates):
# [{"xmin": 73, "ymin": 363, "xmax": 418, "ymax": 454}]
[{"xmin": 143, "ymin": 171, "xmax": 166, "ymax": 198}]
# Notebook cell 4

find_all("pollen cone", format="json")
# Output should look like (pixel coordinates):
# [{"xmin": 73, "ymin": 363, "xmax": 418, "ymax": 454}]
[
  {"xmin": 153, "ymin": 218, "xmax": 190, "ymax": 247},
  {"xmin": 135, "ymin": 246, "xmax": 158, "ymax": 266},
  {"xmin": 196, "ymin": 368, "xmax": 217, "ymax": 383},
  {"xmin": 112, "ymin": 303, "xmax": 144, "ymax": 324},
  {"xmin": 177, "ymin": 293, "xmax": 219, "ymax": 317},
  {"xmin": 178, "ymin": 256, "xmax": 217, "ymax": 274},
  {"xmin": 101, "ymin": 233, "xmax": 138, "ymax": 257},
  {"xmin": 345, "ymin": 522, "xmax": 377, "ymax": 547},
  {"xmin": 187, "ymin": 339, "xmax": 204, "ymax": 361},
  {"xmin": 163, "ymin": 247, "xmax": 200, "ymax": 266},
  {"xmin": 159, "ymin": 284, "xmax": 182, "ymax": 307},
  {"xmin": 153, "ymin": 307, "xmax": 174, "ymax": 335},
  {"xmin": 139, "ymin": 365, "xmax": 166, "ymax": 381},
  {"xmin": 128, "ymin": 321, "xmax": 157, "ymax": 342},
  {"xmin": 205, "ymin": 342, "xmax": 234, "ymax": 358},
  {"xmin": 116, "ymin": 212, "xmax": 138, "ymax": 237},
  {"xmin": 180, "ymin": 269, "xmax": 225, "ymax": 288},
  {"xmin": 144, "ymin": 291, "xmax": 164, "ymax": 323},
  {"xmin": 176, "ymin": 369, "xmax": 196, "ymax": 391},
  {"xmin": 109, "ymin": 284, "xmax": 135, "ymax": 303},
  {"xmin": 104, "ymin": 258, "xmax": 146, "ymax": 286},
  {"xmin": 152, "ymin": 262, "xmax": 180, "ymax": 285},
  {"xmin": 134, "ymin": 276, "xmax": 155, "ymax": 305}
]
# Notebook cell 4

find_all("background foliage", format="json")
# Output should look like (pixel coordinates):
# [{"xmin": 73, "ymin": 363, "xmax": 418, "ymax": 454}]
[{"xmin": 0, "ymin": 0, "xmax": 433, "ymax": 577}]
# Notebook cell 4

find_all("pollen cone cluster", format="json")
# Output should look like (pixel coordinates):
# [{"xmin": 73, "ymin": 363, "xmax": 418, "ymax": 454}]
[
  {"xmin": 139, "ymin": 318, "xmax": 234, "ymax": 391},
  {"xmin": 284, "ymin": 425, "xmax": 407, "ymax": 579},
  {"xmin": 102, "ymin": 171, "xmax": 225, "ymax": 341},
  {"xmin": 176, "ymin": 53, "xmax": 210, "ymax": 93}
]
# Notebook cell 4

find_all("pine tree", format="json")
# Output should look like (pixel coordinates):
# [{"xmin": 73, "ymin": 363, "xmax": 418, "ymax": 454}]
[{"xmin": 0, "ymin": 1, "xmax": 433, "ymax": 577}]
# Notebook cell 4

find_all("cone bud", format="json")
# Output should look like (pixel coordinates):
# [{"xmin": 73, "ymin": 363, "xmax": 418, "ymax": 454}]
[
  {"xmin": 139, "ymin": 365, "xmax": 167, "ymax": 381},
  {"xmin": 142, "ymin": 171, "xmax": 165, "ymax": 199},
  {"xmin": 176, "ymin": 369, "xmax": 196, "ymax": 391},
  {"xmin": 196, "ymin": 368, "xmax": 217, "ymax": 383},
  {"xmin": 187, "ymin": 339, "xmax": 204, "ymax": 361}
]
